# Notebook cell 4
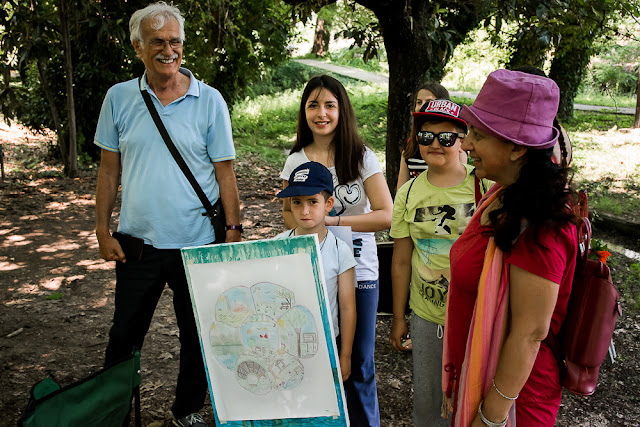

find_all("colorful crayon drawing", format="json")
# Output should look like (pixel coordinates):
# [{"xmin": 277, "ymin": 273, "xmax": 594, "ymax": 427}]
[{"xmin": 210, "ymin": 282, "xmax": 317, "ymax": 394}]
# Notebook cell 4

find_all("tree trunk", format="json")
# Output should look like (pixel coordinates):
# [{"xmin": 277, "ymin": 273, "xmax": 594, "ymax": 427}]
[
  {"xmin": 507, "ymin": 26, "xmax": 549, "ymax": 70},
  {"xmin": 36, "ymin": 59, "xmax": 68, "ymax": 168},
  {"xmin": 371, "ymin": 0, "xmax": 478, "ymax": 195},
  {"xmin": 375, "ymin": 12, "xmax": 422, "ymax": 194},
  {"xmin": 634, "ymin": 66, "xmax": 640, "ymax": 128},
  {"xmin": 549, "ymin": 37, "xmax": 594, "ymax": 122},
  {"xmin": 311, "ymin": 18, "xmax": 330, "ymax": 56},
  {"xmin": 58, "ymin": 0, "xmax": 78, "ymax": 177}
]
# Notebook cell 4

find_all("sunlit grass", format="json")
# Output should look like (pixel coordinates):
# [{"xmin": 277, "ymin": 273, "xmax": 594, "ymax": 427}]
[
  {"xmin": 564, "ymin": 111, "xmax": 640, "ymax": 218},
  {"xmin": 231, "ymin": 70, "xmax": 640, "ymax": 225},
  {"xmin": 574, "ymin": 90, "xmax": 637, "ymax": 109},
  {"xmin": 231, "ymin": 81, "xmax": 388, "ymax": 168}
]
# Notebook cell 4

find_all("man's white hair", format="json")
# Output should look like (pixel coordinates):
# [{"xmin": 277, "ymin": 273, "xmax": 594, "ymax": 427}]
[{"xmin": 129, "ymin": 2, "xmax": 185, "ymax": 43}]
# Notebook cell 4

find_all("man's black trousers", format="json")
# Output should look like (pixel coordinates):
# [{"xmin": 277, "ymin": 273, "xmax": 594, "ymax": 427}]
[{"xmin": 105, "ymin": 244, "xmax": 207, "ymax": 419}]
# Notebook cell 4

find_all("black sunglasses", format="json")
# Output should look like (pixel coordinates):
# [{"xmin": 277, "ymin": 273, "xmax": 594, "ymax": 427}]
[{"xmin": 417, "ymin": 131, "xmax": 465, "ymax": 147}]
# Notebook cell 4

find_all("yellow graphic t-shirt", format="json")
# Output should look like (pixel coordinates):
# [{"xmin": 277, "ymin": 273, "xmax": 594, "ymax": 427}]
[{"xmin": 390, "ymin": 164, "xmax": 491, "ymax": 324}]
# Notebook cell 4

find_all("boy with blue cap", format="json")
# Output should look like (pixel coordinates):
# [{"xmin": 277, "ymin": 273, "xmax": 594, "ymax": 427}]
[{"xmin": 275, "ymin": 161, "xmax": 357, "ymax": 382}]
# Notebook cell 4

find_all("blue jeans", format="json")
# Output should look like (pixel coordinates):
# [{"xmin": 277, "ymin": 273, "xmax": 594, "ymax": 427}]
[
  {"xmin": 105, "ymin": 244, "xmax": 207, "ymax": 419},
  {"xmin": 344, "ymin": 279, "xmax": 380, "ymax": 427}
]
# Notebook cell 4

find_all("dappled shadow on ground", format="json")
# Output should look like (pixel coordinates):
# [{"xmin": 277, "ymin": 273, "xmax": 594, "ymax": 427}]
[{"xmin": 0, "ymin": 167, "xmax": 116, "ymax": 423}]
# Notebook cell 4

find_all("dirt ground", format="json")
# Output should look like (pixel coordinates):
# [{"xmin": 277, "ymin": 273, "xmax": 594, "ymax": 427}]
[{"xmin": 1, "ymin": 121, "xmax": 640, "ymax": 426}]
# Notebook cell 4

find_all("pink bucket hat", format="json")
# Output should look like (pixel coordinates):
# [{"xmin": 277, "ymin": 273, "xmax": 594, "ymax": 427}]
[{"xmin": 460, "ymin": 69, "xmax": 560, "ymax": 149}]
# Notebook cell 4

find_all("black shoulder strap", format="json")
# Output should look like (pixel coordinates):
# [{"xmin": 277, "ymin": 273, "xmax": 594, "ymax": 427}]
[
  {"xmin": 405, "ymin": 177, "xmax": 417, "ymax": 206},
  {"xmin": 472, "ymin": 168, "xmax": 486, "ymax": 206},
  {"xmin": 139, "ymin": 79, "xmax": 216, "ymax": 220}
]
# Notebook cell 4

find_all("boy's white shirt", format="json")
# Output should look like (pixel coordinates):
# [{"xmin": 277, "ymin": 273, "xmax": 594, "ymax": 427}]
[
  {"xmin": 274, "ymin": 228, "xmax": 357, "ymax": 337},
  {"xmin": 281, "ymin": 148, "xmax": 382, "ymax": 281},
  {"xmin": 326, "ymin": 225, "xmax": 354, "ymax": 252}
]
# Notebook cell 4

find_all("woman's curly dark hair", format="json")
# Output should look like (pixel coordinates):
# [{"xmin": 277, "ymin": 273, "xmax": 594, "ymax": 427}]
[{"xmin": 489, "ymin": 147, "xmax": 577, "ymax": 252}]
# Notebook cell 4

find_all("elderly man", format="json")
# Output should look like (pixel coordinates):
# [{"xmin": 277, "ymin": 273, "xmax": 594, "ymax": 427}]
[{"xmin": 94, "ymin": 3, "xmax": 241, "ymax": 426}]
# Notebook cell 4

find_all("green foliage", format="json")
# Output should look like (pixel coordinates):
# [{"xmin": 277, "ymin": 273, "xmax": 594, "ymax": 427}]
[
  {"xmin": 482, "ymin": 0, "xmax": 639, "ymax": 120},
  {"xmin": 1, "ymin": 0, "xmax": 295, "ymax": 163},
  {"xmin": 573, "ymin": 91, "xmax": 637, "ymax": 109},
  {"xmin": 232, "ymin": 86, "xmax": 301, "ymax": 166},
  {"xmin": 240, "ymin": 61, "xmax": 316, "ymax": 98},
  {"xmin": 1, "ymin": 0, "xmax": 146, "ymax": 161},
  {"xmin": 563, "ymin": 110, "xmax": 634, "ymax": 132},
  {"xmin": 183, "ymin": 0, "xmax": 295, "ymax": 103},
  {"xmin": 591, "ymin": 195, "xmax": 625, "ymax": 216},
  {"xmin": 332, "ymin": 2, "xmax": 384, "ymax": 64},
  {"xmin": 443, "ymin": 26, "xmax": 510, "ymax": 93},
  {"xmin": 564, "ymin": 109, "xmax": 639, "ymax": 226},
  {"xmin": 350, "ymin": 88, "xmax": 387, "ymax": 151},
  {"xmin": 231, "ymin": 73, "xmax": 387, "ymax": 167},
  {"xmin": 582, "ymin": 41, "xmax": 640, "ymax": 96},
  {"xmin": 325, "ymin": 46, "xmax": 388, "ymax": 74},
  {"xmin": 589, "ymin": 238, "xmax": 611, "ymax": 259},
  {"xmin": 621, "ymin": 263, "xmax": 640, "ymax": 311}
]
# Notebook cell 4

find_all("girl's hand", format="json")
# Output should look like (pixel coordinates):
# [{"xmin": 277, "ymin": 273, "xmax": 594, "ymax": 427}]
[
  {"xmin": 339, "ymin": 353, "xmax": 351, "ymax": 381},
  {"xmin": 325, "ymin": 215, "xmax": 340, "ymax": 226},
  {"xmin": 389, "ymin": 317, "xmax": 410, "ymax": 352}
]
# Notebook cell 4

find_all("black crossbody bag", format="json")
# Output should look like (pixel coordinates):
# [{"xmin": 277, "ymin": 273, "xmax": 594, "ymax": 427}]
[{"xmin": 139, "ymin": 80, "xmax": 225, "ymax": 244}]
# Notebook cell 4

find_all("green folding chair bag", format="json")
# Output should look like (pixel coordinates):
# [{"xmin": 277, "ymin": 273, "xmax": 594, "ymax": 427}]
[{"xmin": 19, "ymin": 350, "xmax": 141, "ymax": 427}]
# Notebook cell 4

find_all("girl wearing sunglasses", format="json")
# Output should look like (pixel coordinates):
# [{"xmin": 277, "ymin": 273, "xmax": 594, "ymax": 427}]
[
  {"xmin": 389, "ymin": 99, "xmax": 491, "ymax": 426},
  {"xmin": 397, "ymin": 83, "xmax": 469, "ymax": 191},
  {"xmin": 396, "ymin": 81, "xmax": 449, "ymax": 191}
]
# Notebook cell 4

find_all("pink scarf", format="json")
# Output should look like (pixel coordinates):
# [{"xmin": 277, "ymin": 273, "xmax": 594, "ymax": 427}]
[{"xmin": 442, "ymin": 188, "xmax": 515, "ymax": 426}]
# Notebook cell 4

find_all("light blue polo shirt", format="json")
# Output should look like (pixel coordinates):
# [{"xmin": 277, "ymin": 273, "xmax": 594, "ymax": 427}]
[{"xmin": 94, "ymin": 68, "xmax": 235, "ymax": 248}]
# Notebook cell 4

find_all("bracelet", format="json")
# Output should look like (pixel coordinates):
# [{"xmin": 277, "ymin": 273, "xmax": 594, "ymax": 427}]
[
  {"xmin": 226, "ymin": 224, "xmax": 243, "ymax": 233},
  {"xmin": 492, "ymin": 378, "xmax": 519, "ymax": 401},
  {"xmin": 337, "ymin": 216, "xmax": 341, "ymax": 226},
  {"xmin": 478, "ymin": 400, "xmax": 508, "ymax": 427}
]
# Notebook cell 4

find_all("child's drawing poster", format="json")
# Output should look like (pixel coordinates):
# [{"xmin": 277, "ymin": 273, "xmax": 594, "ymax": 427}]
[{"xmin": 181, "ymin": 235, "xmax": 348, "ymax": 426}]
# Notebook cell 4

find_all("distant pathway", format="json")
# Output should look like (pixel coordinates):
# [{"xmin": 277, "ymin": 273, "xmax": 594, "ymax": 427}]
[
  {"xmin": 294, "ymin": 58, "xmax": 635, "ymax": 116},
  {"xmin": 294, "ymin": 58, "xmax": 389, "ymax": 85}
]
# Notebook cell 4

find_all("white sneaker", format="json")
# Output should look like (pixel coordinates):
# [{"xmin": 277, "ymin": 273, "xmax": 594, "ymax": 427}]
[{"xmin": 173, "ymin": 412, "xmax": 207, "ymax": 427}]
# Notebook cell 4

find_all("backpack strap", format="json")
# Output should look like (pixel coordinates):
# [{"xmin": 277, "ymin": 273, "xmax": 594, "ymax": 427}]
[
  {"xmin": 543, "ymin": 329, "xmax": 567, "ymax": 381},
  {"xmin": 472, "ymin": 168, "xmax": 486, "ymax": 206},
  {"xmin": 405, "ymin": 177, "xmax": 417, "ymax": 206}
]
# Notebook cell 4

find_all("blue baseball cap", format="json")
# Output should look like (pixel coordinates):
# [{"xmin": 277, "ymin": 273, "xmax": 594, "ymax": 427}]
[{"xmin": 277, "ymin": 161, "xmax": 334, "ymax": 198}]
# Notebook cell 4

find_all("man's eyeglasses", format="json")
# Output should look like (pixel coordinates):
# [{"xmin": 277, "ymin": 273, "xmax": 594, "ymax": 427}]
[
  {"xmin": 145, "ymin": 39, "xmax": 183, "ymax": 50},
  {"xmin": 417, "ymin": 131, "xmax": 465, "ymax": 147}
]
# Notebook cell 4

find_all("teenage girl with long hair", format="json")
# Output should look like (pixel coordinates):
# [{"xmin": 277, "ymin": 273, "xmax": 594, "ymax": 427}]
[{"xmin": 281, "ymin": 75, "xmax": 393, "ymax": 427}]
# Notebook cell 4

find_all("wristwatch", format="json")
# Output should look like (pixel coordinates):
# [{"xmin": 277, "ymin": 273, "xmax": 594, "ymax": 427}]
[{"xmin": 226, "ymin": 224, "xmax": 243, "ymax": 233}]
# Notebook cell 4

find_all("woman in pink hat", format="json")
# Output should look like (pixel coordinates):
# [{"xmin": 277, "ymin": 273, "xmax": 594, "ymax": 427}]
[{"xmin": 441, "ymin": 69, "xmax": 579, "ymax": 427}]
